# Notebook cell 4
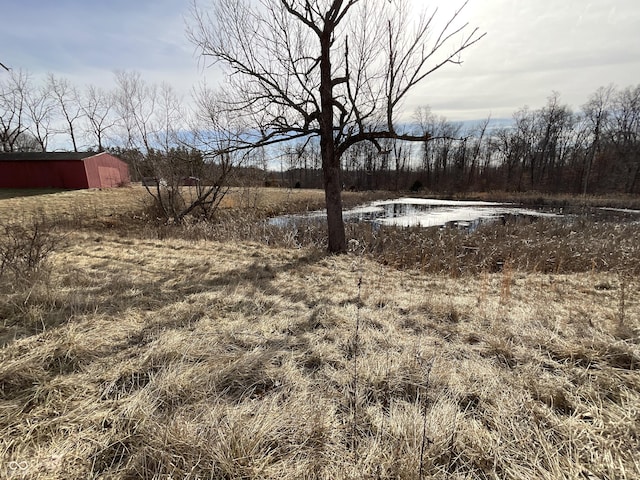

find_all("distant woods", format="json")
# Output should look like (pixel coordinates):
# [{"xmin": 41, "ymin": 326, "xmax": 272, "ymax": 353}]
[
  {"xmin": 280, "ymin": 88, "xmax": 640, "ymax": 196},
  {"xmin": 1, "ymin": 70, "xmax": 638, "ymax": 195}
]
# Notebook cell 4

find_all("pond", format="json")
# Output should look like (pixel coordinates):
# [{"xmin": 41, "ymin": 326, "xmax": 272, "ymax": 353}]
[{"xmin": 269, "ymin": 198, "xmax": 564, "ymax": 231}]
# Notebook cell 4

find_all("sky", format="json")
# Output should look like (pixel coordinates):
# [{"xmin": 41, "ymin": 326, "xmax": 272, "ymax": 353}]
[{"xmin": 1, "ymin": 0, "xmax": 639, "ymax": 123}]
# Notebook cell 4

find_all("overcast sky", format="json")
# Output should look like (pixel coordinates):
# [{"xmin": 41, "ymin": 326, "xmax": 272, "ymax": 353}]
[{"xmin": 2, "ymin": 0, "xmax": 639, "ymax": 122}]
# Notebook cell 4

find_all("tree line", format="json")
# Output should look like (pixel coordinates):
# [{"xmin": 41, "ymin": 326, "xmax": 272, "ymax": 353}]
[
  {"xmin": 3, "ymin": 69, "xmax": 638, "ymax": 197},
  {"xmin": 279, "ymin": 87, "xmax": 640, "ymax": 196},
  {"xmin": 0, "ymin": 70, "xmax": 201, "ymax": 156}
]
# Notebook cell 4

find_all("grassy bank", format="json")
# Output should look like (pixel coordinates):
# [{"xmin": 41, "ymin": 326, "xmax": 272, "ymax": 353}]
[{"xmin": 1, "ymin": 187, "xmax": 639, "ymax": 479}]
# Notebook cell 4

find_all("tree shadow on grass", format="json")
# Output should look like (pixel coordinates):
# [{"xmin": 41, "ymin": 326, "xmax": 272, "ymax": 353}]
[{"xmin": 0, "ymin": 247, "xmax": 331, "ymax": 348}]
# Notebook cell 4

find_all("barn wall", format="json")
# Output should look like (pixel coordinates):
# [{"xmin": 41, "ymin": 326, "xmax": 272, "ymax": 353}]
[
  {"xmin": 0, "ymin": 161, "xmax": 89, "ymax": 188},
  {"xmin": 83, "ymin": 153, "xmax": 131, "ymax": 188}
]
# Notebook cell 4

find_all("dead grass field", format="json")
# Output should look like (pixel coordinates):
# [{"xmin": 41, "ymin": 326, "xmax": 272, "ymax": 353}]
[
  {"xmin": 0, "ymin": 187, "xmax": 150, "ymax": 222},
  {"xmin": 0, "ymin": 185, "xmax": 347, "ymax": 224},
  {"xmin": 0, "ymin": 187, "xmax": 639, "ymax": 479}
]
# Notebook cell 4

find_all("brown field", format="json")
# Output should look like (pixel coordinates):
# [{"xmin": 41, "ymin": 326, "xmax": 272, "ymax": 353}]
[
  {"xmin": 1, "ymin": 187, "xmax": 639, "ymax": 479},
  {"xmin": 0, "ymin": 185, "xmax": 386, "ymax": 224}
]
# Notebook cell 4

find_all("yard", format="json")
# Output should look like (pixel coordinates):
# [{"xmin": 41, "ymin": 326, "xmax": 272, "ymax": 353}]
[{"xmin": 0, "ymin": 187, "xmax": 638, "ymax": 479}]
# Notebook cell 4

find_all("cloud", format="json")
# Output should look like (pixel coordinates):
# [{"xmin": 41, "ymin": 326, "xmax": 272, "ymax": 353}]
[
  {"xmin": 2, "ymin": 0, "xmax": 639, "ymax": 123},
  {"xmin": 2, "ymin": 0, "xmax": 200, "ymax": 87},
  {"xmin": 404, "ymin": 0, "xmax": 640, "ymax": 120}
]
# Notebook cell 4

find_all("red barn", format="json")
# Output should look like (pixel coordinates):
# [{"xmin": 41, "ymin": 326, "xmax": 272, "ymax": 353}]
[{"xmin": 0, "ymin": 152, "xmax": 130, "ymax": 189}]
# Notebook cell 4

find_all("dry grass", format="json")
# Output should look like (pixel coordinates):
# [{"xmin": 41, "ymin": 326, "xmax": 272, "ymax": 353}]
[
  {"xmin": 1, "ymin": 187, "xmax": 639, "ymax": 479},
  {"xmin": 162, "ymin": 211, "xmax": 640, "ymax": 275},
  {"xmin": 353, "ymin": 217, "xmax": 640, "ymax": 275},
  {"xmin": 0, "ymin": 186, "xmax": 388, "ymax": 232},
  {"xmin": 1, "ymin": 231, "xmax": 638, "ymax": 479},
  {"xmin": 457, "ymin": 190, "xmax": 640, "ymax": 210},
  {"xmin": 0, "ymin": 186, "xmax": 150, "ymax": 224}
]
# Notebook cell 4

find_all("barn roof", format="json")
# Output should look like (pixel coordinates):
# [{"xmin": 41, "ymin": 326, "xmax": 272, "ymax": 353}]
[{"xmin": 0, "ymin": 152, "xmax": 103, "ymax": 161}]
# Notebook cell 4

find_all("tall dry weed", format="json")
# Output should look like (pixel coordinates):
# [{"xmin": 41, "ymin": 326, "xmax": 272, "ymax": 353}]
[{"xmin": 500, "ymin": 261, "xmax": 513, "ymax": 305}]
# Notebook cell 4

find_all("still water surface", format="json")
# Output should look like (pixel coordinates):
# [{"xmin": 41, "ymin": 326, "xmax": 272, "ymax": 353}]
[{"xmin": 269, "ymin": 198, "xmax": 562, "ymax": 231}]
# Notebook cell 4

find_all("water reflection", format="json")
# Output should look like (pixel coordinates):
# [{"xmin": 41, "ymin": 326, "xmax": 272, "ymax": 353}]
[{"xmin": 268, "ymin": 198, "xmax": 562, "ymax": 232}]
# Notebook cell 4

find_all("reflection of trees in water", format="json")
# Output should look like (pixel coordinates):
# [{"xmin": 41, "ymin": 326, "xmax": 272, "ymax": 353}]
[{"xmin": 269, "ymin": 200, "xmax": 565, "ymax": 232}]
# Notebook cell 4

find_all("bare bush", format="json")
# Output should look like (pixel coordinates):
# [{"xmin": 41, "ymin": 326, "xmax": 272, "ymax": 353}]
[{"xmin": 0, "ymin": 218, "xmax": 58, "ymax": 287}]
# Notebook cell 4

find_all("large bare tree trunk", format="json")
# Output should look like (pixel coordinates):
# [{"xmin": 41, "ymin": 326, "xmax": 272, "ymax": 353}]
[
  {"xmin": 188, "ymin": 0, "xmax": 483, "ymax": 252},
  {"xmin": 319, "ymin": 26, "xmax": 346, "ymax": 253},
  {"xmin": 323, "ymin": 159, "xmax": 346, "ymax": 253}
]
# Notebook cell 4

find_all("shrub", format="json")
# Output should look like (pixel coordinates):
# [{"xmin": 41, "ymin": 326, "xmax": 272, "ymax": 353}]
[{"xmin": 0, "ymin": 218, "xmax": 58, "ymax": 287}]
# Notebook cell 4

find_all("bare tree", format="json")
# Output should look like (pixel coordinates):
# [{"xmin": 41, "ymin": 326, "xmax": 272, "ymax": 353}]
[
  {"xmin": 114, "ymin": 70, "xmax": 157, "ymax": 153},
  {"xmin": 24, "ymin": 77, "xmax": 55, "ymax": 151},
  {"xmin": 466, "ymin": 116, "xmax": 491, "ymax": 189},
  {"xmin": 609, "ymin": 85, "xmax": 640, "ymax": 193},
  {"xmin": 581, "ymin": 86, "xmax": 613, "ymax": 193},
  {"xmin": 144, "ymin": 81, "xmax": 232, "ymax": 222},
  {"xmin": 0, "ymin": 70, "xmax": 29, "ymax": 152},
  {"xmin": 418, "ymin": 109, "xmax": 461, "ymax": 189},
  {"xmin": 533, "ymin": 92, "xmax": 573, "ymax": 190},
  {"xmin": 48, "ymin": 74, "xmax": 84, "ymax": 152},
  {"xmin": 188, "ymin": 0, "xmax": 484, "ymax": 252},
  {"xmin": 81, "ymin": 85, "xmax": 116, "ymax": 152},
  {"xmin": 185, "ymin": 83, "xmax": 250, "ymax": 220},
  {"xmin": 112, "ymin": 71, "xmax": 241, "ymax": 222},
  {"xmin": 391, "ymin": 139, "xmax": 412, "ymax": 190}
]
